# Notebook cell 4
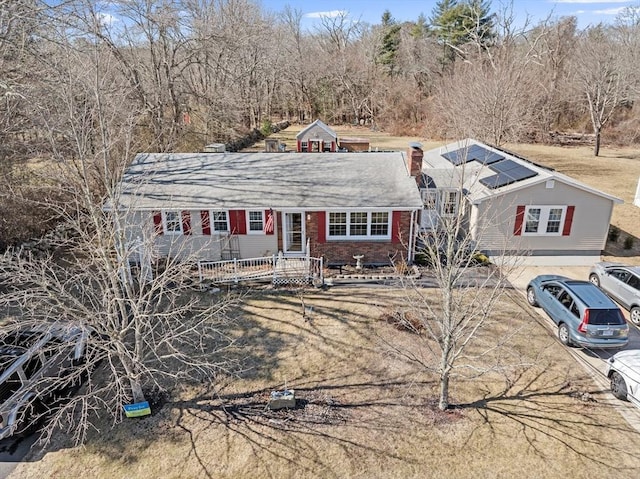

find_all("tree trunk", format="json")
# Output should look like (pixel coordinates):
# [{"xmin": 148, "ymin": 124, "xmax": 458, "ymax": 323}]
[
  {"xmin": 130, "ymin": 378, "xmax": 146, "ymax": 403},
  {"xmin": 594, "ymin": 128, "xmax": 601, "ymax": 156},
  {"xmin": 438, "ymin": 371, "xmax": 450, "ymax": 410}
]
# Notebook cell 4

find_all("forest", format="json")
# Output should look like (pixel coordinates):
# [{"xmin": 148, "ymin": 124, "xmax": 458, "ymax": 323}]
[{"xmin": 1, "ymin": 0, "xmax": 639, "ymax": 246}]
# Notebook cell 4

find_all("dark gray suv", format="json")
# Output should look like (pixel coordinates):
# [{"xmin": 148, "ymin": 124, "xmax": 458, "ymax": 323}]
[{"xmin": 527, "ymin": 275, "xmax": 629, "ymax": 349}]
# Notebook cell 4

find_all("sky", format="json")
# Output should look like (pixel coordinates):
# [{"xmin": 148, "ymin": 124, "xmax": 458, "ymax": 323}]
[{"xmin": 258, "ymin": 0, "xmax": 639, "ymax": 29}]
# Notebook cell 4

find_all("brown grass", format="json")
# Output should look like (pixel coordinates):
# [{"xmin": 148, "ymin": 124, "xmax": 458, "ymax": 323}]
[{"xmin": 15, "ymin": 288, "xmax": 640, "ymax": 479}]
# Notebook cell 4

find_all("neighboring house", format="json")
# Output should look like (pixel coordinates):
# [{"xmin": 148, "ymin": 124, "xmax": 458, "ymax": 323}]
[
  {"xmin": 418, "ymin": 139, "xmax": 623, "ymax": 263},
  {"xmin": 296, "ymin": 120, "xmax": 338, "ymax": 153},
  {"xmin": 112, "ymin": 151, "xmax": 424, "ymax": 266}
]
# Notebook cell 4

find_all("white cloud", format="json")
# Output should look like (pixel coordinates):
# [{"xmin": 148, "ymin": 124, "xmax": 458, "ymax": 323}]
[
  {"xmin": 304, "ymin": 10, "xmax": 348, "ymax": 19},
  {"xmin": 553, "ymin": 0, "xmax": 631, "ymax": 4},
  {"xmin": 593, "ymin": 7, "xmax": 629, "ymax": 14},
  {"xmin": 98, "ymin": 12, "xmax": 118, "ymax": 26}
]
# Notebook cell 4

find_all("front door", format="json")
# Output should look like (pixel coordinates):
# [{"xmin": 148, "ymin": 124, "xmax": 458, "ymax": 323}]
[{"xmin": 283, "ymin": 212, "xmax": 305, "ymax": 255}]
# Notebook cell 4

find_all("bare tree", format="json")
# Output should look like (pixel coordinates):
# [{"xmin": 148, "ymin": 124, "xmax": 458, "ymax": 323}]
[
  {"xmin": 570, "ymin": 25, "xmax": 630, "ymax": 156},
  {"xmin": 386, "ymin": 150, "xmax": 522, "ymax": 410},
  {"xmin": 0, "ymin": 13, "xmax": 239, "ymax": 445}
]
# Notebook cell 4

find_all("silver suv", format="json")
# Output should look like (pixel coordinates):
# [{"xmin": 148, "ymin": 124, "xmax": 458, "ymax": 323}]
[
  {"xmin": 0, "ymin": 324, "xmax": 91, "ymax": 440},
  {"xmin": 589, "ymin": 262, "xmax": 640, "ymax": 325}
]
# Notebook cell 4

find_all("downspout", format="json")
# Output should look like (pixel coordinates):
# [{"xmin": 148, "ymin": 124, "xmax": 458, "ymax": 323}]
[{"xmin": 408, "ymin": 209, "xmax": 417, "ymax": 264}]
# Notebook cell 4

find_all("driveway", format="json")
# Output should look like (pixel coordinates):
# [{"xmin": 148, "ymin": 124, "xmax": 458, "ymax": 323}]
[{"xmin": 507, "ymin": 264, "xmax": 640, "ymax": 432}]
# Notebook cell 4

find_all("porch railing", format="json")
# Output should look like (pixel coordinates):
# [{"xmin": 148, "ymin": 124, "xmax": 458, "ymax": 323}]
[{"xmin": 198, "ymin": 254, "xmax": 323, "ymax": 286}]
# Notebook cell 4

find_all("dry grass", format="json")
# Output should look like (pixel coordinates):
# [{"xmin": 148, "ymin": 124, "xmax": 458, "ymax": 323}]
[
  {"xmin": 12, "ymin": 131, "xmax": 640, "ymax": 477},
  {"xmin": 14, "ymin": 287, "xmax": 640, "ymax": 479}
]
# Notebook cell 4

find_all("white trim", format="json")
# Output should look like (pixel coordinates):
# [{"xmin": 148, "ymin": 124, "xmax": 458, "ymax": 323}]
[
  {"xmin": 438, "ymin": 190, "xmax": 460, "ymax": 217},
  {"xmin": 246, "ymin": 210, "xmax": 265, "ymax": 235},
  {"xmin": 209, "ymin": 210, "xmax": 230, "ymax": 234},
  {"xmin": 521, "ymin": 205, "xmax": 566, "ymax": 236},
  {"xmin": 326, "ymin": 211, "xmax": 392, "ymax": 240},
  {"xmin": 162, "ymin": 210, "xmax": 183, "ymax": 235}
]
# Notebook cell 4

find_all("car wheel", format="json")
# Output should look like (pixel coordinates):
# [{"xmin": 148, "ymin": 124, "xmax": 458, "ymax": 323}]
[
  {"xmin": 611, "ymin": 372, "xmax": 628, "ymax": 401},
  {"xmin": 630, "ymin": 307, "xmax": 640, "ymax": 325},
  {"xmin": 527, "ymin": 287, "xmax": 538, "ymax": 307},
  {"xmin": 589, "ymin": 274, "xmax": 600, "ymax": 287},
  {"xmin": 558, "ymin": 323, "xmax": 572, "ymax": 346}
]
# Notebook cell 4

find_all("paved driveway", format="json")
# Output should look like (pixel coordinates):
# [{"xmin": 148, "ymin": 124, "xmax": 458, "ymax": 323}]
[{"xmin": 507, "ymin": 264, "xmax": 640, "ymax": 432}]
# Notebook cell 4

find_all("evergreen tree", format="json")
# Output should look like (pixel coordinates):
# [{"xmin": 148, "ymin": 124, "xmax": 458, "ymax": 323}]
[
  {"xmin": 430, "ymin": 0, "xmax": 495, "ymax": 69},
  {"xmin": 377, "ymin": 10, "xmax": 402, "ymax": 75}
]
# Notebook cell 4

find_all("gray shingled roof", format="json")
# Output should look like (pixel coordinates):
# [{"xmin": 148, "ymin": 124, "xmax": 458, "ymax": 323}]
[
  {"xmin": 295, "ymin": 119, "xmax": 337, "ymax": 140},
  {"xmin": 113, "ymin": 152, "xmax": 423, "ymax": 211}
]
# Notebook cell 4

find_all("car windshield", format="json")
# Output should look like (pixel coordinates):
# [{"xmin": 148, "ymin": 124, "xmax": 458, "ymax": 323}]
[{"xmin": 589, "ymin": 309, "xmax": 625, "ymax": 326}]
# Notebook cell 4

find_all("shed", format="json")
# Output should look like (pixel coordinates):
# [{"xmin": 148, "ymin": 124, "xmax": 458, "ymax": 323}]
[{"xmin": 295, "ymin": 119, "xmax": 338, "ymax": 153}]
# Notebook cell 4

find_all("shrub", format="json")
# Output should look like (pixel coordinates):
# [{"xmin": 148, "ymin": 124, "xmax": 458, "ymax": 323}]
[
  {"xmin": 608, "ymin": 225, "xmax": 620, "ymax": 243},
  {"xmin": 623, "ymin": 236, "xmax": 635, "ymax": 250},
  {"xmin": 260, "ymin": 119, "xmax": 273, "ymax": 136}
]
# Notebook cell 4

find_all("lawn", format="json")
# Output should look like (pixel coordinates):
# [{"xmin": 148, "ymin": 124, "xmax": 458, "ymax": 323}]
[
  {"xmin": 12, "ymin": 130, "xmax": 640, "ymax": 478},
  {"xmin": 14, "ymin": 287, "xmax": 640, "ymax": 479}
]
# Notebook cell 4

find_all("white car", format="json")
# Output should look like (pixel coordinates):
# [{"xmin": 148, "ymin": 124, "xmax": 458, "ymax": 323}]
[{"xmin": 606, "ymin": 350, "xmax": 640, "ymax": 407}]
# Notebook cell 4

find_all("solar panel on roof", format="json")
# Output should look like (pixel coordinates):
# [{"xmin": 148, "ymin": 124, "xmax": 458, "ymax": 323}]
[
  {"xmin": 489, "ymin": 159, "xmax": 521, "ymax": 173},
  {"xmin": 467, "ymin": 145, "xmax": 505, "ymax": 164},
  {"xmin": 480, "ymin": 167, "xmax": 538, "ymax": 189},
  {"xmin": 441, "ymin": 149, "xmax": 466, "ymax": 165},
  {"xmin": 443, "ymin": 145, "xmax": 505, "ymax": 165}
]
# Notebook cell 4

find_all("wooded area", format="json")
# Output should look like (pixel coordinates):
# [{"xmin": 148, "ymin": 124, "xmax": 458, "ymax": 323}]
[{"xmin": 1, "ymin": 0, "xmax": 640, "ymax": 247}]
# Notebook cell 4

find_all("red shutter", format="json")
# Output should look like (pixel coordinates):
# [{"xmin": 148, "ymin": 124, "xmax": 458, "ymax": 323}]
[
  {"xmin": 297, "ymin": 139, "xmax": 301, "ymax": 152},
  {"xmin": 201, "ymin": 210, "xmax": 211, "ymax": 235},
  {"xmin": 229, "ymin": 210, "xmax": 247, "ymax": 234},
  {"xmin": 562, "ymin": 206, "xmax": 575, "ymax": 236},
  {"xmin": 153, "ymin": 211, "xmax": 163, "ymax": 235},
  {"xmin": 392, "ymin": 211, "xmax": 402, "ymax": 244},
  {"xmin": 514, "ymin": 205, "xmax": 525, "ymax": 236},
  {"xmin": 181, "ymin": 210, "xmax": 192, "ymax": 235},
  {"xmin": 317, "ymin": 212, "xmax": 326, "ymax": 243}
]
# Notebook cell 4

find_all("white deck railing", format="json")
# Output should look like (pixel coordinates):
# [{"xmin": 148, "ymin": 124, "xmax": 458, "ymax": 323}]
[{"xmin": 198, "ymin": 254, "xmax": 323, "ymax": 285}]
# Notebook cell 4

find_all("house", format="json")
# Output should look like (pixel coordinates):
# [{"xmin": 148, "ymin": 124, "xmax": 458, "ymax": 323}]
[
  {"xmin": 417, "ymin": 139, "xmax": 623, "ymax": 265},
  {"xmin": 296, "ymin": 120, "xmax": 338, "ymax": 153},
  {"xmin": 112, "ymin": 150, "xmax": 424, "ymax": 267}
]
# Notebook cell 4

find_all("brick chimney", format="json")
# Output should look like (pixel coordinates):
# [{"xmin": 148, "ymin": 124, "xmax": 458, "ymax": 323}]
[{"xmin": 406, "ymin": 142, "xmax": 424, "ymax": 181}]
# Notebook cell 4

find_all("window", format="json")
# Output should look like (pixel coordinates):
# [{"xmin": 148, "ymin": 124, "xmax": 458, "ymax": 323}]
[
  {"xmin": 546, "ymin": 208, "xmax": 563, "ymax": 233},
  {"xmin": 370, "ymin": 212, "xmax": 389, "ymax": 236},
  {"xmin": 329, "ymin": 212, "xmax": 347, "ymax": 236},
  {"xmin": 525, "ymin": 208, "xmax": 541, "ymax": 233},
  {"xmin": 522, "ymin": 206, "xmax": 566, "ymax": 236},
  {"xmin": 211, "ymin": 211, "xmax": 229, "ymax": 233},
  {"xmin": 439, "ymin": 191, "xmax": 459, "ymax": 216},
  {"xmin": 163, "ymin": 211, "xmax": 182, "ymax": 235},
  {"xmin": 247, "ymin": 211, "xmax": 264, "ymax": 233},
  {"xmin": 421, "ymin": 190, "xmax": 436, "ymax": 210},
  {"xmin": 350, "ymin": 212, "xmax": 368, "ymax": 236},
  {"xmin": 627, "ymin": 274, "xmax": 640, "ymax": 290},
  {"xmin": 327, "ymin": 211, "xmax": 391, "ymax": 239}
]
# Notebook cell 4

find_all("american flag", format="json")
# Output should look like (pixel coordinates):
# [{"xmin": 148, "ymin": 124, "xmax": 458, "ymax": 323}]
[{"xmin": 263, "ymin": 209, "xmax": 274, "ymax": 234}]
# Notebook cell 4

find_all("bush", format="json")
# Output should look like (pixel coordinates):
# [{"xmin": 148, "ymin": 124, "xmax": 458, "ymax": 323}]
[
  {"xmin": 623, "ymin": 236, "xmax": 635, "ymax": 250},
  {"xmin": 260, "ymin": 119, "xmax": 273, "ymax": 136},
  {"xmin": 608, "ymin": 225, "xmax": 620, "ymax": 243}
]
